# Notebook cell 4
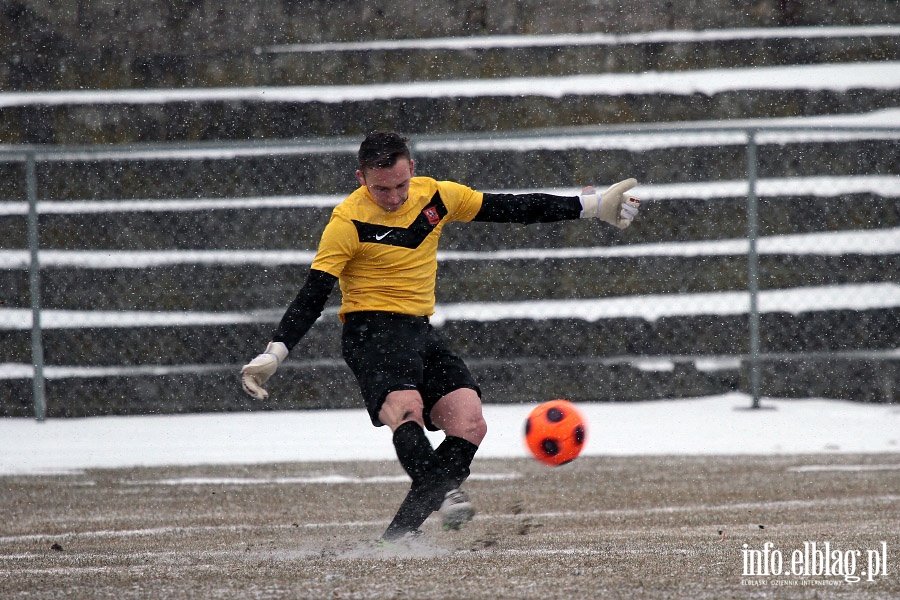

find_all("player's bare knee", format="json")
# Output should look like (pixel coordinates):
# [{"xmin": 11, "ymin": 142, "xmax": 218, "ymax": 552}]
[
  {"xmin": 468, "ymin": 414, "xmax": 488, "ymax": 445},
  {"xmin": 448, "ymin": 412, "xmax": 487, "ymax": 446}
]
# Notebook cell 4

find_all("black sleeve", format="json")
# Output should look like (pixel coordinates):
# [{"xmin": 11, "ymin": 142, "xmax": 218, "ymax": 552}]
[
  {"xmin": 271, "ymin": 268, "xmax": 338, "ymax": 351},
  {"xmin": 472, "ymin": 192, "xmax": 582, "ymax": 224}
]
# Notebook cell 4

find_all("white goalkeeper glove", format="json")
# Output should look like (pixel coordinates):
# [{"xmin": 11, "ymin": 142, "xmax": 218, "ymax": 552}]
[
  {"xmin": 579, "ymin": 178, "xmax": 640, "ymax": 229},
  {"xmin": 241, "ymin": 341, "xmax": 289, "ymax": 400}
]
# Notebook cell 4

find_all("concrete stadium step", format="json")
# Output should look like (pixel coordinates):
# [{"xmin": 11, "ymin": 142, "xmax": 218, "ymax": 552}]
[
  {"xmin": 5, "ymin": 61, "xmax": 899, "ymax": 143},
  {"xmin": 3, "ymin": 305, "xmax": 896, "ymax": 367},
  {"xmin": 104, "ymin": 30, "xmax": 900, "ymax": 88},
  {"xmin": 0, "ymin": 359, "xmax": 739, "ymax": 417},
  {"xmin": 7, "ymin": 4, "xmax": 898, "ymax": 90},
  {"xmin": 7, "ymin": 89, "xmax": 898, "ymax": 145},
  {"xmin": 2, "ymin": 342, "xmax": 896, "ymax": 417},
  {"xmin": 1, "ymin": 252, "xmax": 894, "ymax": 313},
  {"xmin": 2, "ymin": 192, "xmax": 895, "ymax": 251},
  {"xmin": 6, "ymin": 14, "xmax": 899, "ymax": 88},
  {"xmin": 1, "ymin": 132, "xmax": 895, "ymax": 202}
]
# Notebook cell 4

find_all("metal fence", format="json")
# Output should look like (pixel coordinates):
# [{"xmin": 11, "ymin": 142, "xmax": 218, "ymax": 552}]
[{"xmin": 1, "ymin": 124, "xmax": 898, "ymax": 419}]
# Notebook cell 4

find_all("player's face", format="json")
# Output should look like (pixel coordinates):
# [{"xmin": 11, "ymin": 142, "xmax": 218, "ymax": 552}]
[{"xmin": 357, "ymin": 158, "xmax": 415, "ymax": 212}]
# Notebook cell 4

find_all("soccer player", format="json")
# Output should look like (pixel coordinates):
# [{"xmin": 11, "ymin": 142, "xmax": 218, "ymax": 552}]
[{"xmin": 241, "ymin": 131, "xmax": 640, "ymax": 541}]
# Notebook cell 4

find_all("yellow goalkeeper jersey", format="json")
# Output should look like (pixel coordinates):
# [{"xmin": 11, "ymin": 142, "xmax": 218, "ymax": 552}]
[{"xmin": 311, "ymin": 177, "xmax": 484, "ymax": 318}]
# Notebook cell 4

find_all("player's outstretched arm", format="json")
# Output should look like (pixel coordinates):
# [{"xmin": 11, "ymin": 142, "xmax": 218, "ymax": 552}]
[
  {"xmin": 473, "ymin": 178, "xmax": 639, "ymax": 227},
  {"xmin": 579, "ymin": 178, "xmax": 640, "ymax": 229},
  {"xmin": 240, "ymin": 268, "xmax": 337, "ymax": 400}
]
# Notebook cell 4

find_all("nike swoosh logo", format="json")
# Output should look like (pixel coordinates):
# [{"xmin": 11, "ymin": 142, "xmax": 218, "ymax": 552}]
[{"xmin": 375, "ymin": 230, "xmax": 393, "ymax": 240}]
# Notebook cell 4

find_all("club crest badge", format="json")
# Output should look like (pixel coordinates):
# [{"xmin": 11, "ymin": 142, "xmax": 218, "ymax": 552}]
[{"xmin": 422, "ymin": 206, "xmax": 440, "ymax": 225}]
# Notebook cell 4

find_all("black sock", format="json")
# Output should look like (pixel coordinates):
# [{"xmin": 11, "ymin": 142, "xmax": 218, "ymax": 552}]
[
  {"xmin": 392, "ymin": 421, "xmax": 440, "ymax": 487},
  {"xmin": 382, "ymin": 426, "xmax": 480, "ymax": 541},
  {"xmin": 435, "ymin": 436, "xmax": 479, "ymax": 490},
  {"xmin": 382, "ymin": 422, "xmax": 441, "ymax": 540}
]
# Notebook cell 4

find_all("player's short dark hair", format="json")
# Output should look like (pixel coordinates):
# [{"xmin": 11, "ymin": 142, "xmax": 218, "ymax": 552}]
[{"xmin": 358, "ymin": 131, "xmax": 410, "ymax": 171}]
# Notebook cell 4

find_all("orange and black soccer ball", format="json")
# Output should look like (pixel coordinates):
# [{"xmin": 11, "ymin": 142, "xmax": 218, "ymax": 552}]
[{"xmin": 523, "ymin": 399, "xmax": 587, "ymax": 466}]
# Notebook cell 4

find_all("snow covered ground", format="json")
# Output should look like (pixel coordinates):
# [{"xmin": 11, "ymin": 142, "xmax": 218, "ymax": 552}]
[{"xmin": 2, "ymin": 394, "xmax": 898, "ymax": 476}]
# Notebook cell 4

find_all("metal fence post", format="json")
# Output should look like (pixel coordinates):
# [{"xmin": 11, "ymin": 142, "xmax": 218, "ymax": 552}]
[
  {"xmin": 26, "ymin": 151, "xmax": 47, "ymax": 421},
  {"xmin": 746, "ymin": 131, "xmax": 762, "ymax": 409}
]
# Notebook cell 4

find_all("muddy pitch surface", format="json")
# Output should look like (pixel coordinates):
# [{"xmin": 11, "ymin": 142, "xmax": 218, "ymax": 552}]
[{"xmin": 2, "ymin": 454, "xmax": 899, "ymax": 599}]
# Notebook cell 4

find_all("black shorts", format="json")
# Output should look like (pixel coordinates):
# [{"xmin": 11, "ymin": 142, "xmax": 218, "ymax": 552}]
[{"xmin": 341, "ymin": 311, "xmax": 480, "ymax": 430}]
